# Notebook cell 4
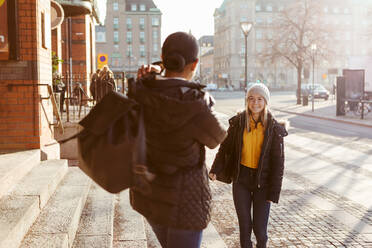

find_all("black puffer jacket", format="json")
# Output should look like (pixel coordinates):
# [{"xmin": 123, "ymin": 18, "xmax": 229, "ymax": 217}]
[
  {"xmin": 210, "ymin": 111, "xmax": 288, "ymax": 203},
  {"xmin": 129, "ymin": 75, "xmax": 227, "ymax": 230}
]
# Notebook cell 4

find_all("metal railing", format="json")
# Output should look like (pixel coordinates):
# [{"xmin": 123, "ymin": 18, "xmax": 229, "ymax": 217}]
[{"xmin": 6, "ymin": 83, "xmax": 64, "ymax": 132}]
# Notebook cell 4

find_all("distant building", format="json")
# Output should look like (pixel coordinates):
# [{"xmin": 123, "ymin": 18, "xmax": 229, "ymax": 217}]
[
  {"xmin": 214, "ymin": 0, "xmax": 372, "ymax": 89},
  {"xmin": 198, "ymin": 36, "xmax": 214, "ymax": 84},
  {"xmin": 96, "ymin": 0, "xmax": 162, "ymax": 77},
  {"xmin": 201, "ymin": 49, "xmax": 214, "ymax": 85}
]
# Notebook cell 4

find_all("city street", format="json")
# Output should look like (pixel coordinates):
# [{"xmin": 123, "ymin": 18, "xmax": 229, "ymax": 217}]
[{"xmin": 205, "ymin": 91, "xmax": 372, "ymax": 247}]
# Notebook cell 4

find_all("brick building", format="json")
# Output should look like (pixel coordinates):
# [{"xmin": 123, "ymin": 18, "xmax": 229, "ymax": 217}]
[
  {"xmin": 0, "ymin": 0, "xmax": 99, "ymax": 159},
  {"xmin": 96, "ymin": 0, "xmax": 162, "ymax": 77}
]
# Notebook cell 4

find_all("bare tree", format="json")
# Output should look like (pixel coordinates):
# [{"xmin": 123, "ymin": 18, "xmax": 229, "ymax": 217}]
[{"xmin": 260, "ymin": 0, "xmax": 333, "ymax": 104}]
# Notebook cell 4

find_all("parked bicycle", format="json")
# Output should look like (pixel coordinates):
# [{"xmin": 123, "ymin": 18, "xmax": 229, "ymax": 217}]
[
  {"xmin": 344, "ymin": 100, "xmax": 372, "ymax": 117},
  {"xmin": 355, "ymin": 101, "xmax": 372, "ymax": 116}
]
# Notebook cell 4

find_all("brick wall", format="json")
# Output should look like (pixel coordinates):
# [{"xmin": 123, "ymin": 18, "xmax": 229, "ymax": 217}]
[
  {"xmin": 0, "ymin": 0, "xmax": 57, "ymax": 158},
  {"xmin": 61, "ymin": 15, "xmax": 96, "ymax": 94}
]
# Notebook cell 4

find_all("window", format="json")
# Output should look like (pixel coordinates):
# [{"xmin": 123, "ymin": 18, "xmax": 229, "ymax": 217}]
[
  {"xmin": 324, "ymin": 6, "xmax": 328, "ymax": 13},
  {"xmin": 333, "ymin": 7, "xmax": 339, "ymax": 14},
  {"xmin": 41, "ymin": 11, "xmax": 46, "ymax": 48},
  {"xmin": 266, "ymin": 4, "xmax": 272, "ymax": 12},
  {"xmin": 127, "ymin": 45, "xmax": 132, "ymax": 57},
  {"xmin": 255, "ymin": 5, "xmax": 261, "ymax": 11},
  {"xmin": 140, "ymin": 18, "xmax": 145, "ymax": 29},
  {"xmin": 113, "ymin": 2, "xmax": 118, "ymax": 11},
  {"xmin": 240, "ymin": 17, "xmax": 247, "ymax": 22},
  {"xmin": 256, "ymin": 30, "xmax": 262, "ymax": 39},
  {"xmin": 114, "ymin": 44, "xmax": 119, "ymax": 50},
  {"xmin": 113, "ymin": 17, "xmax": 119, "ymax": 29},
  {"xmin": 152, "ymin": 17, "xmax": 159, "ymax": 26},
  {"xmin": 127, "ymin": 31, "xmax": 132, "ymax": 43},
  {"xmin": 344, "ymin": 8, "xmax": 350, "ymax": 14},
  {"xmin": 256, "ymin": 43, "xmax": 263, "ymax": 53},
  {"xmin": 127, "ymin": 18, "xmax": 132, "ymax": 29},
  {"xmin": 140, "ymin": 31, "xmax": 145, "ymax": 43},
  {"xmin": 241, "ymin": 43, "xmax": 245, "ymax": 54},
  {"xmin": 345, "ymin": 32, "xmax": 351, "ymax": 41},
  {"xmin": 267, "ymin": 17, "xmax": 272, "ymax": 24},
  {"xmin": 256, "ymin": 17, "xmax": 263, "ymax": 24},
  {"xmin": 267, "ymin": 32, "xmax": 273, "ymax": 39},
  {"xmin": 140, "ymin": 45, "xmax": 146, "ymax": 57},
  {"xmin": 111, "ymin": 57, "xmax": 121, "ymax": 67},
  {"xmin": 131, "ymin": 4, "xmax": 137, "ymax": 11},
  {"xmin": 153, "ymin": 43, "xmax": 158, "ymax": 52},
  {"xmin": 140, "ymin": 4, "xmax": 146, "ymax": 11},
  {"xmin": 153, "ymin": 30, "xmax": 158, "ymax": 39},
  {"xmin": 113, "ymin": 31, "xmax": 119, "ymax": 43},
  {"xmin": 96, "ymin": 31, "xmax": 106, "ymax": 42}
]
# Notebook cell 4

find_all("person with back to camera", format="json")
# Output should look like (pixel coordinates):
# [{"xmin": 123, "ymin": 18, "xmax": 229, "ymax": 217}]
[
  {"xmin": 129, "ymin": 32, "xmax": 227, "ymax": 248},
  {"xmin": 209, "ymin": 83, "xmax": 288, "ymax": 248}
]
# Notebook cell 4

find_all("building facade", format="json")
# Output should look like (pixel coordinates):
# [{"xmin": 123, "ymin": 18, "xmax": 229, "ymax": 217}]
[
  {"xmin": 197, "ymin": 35, "xmax": 214, "ymax": 84},
  {"xmin": 0, "ymin": 0, "xmax": 99, "ymax": 158},
  {"xmin": 96, "ymin": 0, "xmax": 162, "ymax": 77},
  {"xmin": 214, "ymin": 0, "xmax": 372, "ymax": 90}
]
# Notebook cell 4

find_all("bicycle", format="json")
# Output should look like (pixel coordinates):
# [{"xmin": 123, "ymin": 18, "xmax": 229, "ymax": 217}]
[{"xmin": 355, "ymin": 101, "xmax": 372, "ymax": 116}]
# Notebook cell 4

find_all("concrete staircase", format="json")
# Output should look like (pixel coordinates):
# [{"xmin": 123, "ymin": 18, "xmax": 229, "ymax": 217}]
[{"xmin": 0, "ymin": 150, "xmax": 226, "ymax": 248}]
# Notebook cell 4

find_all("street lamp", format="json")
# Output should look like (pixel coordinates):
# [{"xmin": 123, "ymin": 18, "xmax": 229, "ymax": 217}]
[
  {"xmin": 240, "ymin": 21, "xmax": 253, "ymax": 91},
  {"xmin": 311, "ymin": 43, "xmax": 317, "ymax": 112}
]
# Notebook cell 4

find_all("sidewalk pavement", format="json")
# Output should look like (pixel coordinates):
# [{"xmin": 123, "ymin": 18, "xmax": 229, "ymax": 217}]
[{"xmin": 270, "ymin": 94, "xmax": 372, "ymax": 128}]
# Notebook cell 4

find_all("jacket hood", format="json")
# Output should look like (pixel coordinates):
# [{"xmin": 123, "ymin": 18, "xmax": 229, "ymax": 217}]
[
  {"xmin": 133, "ymin": 76, "xmax": 214, "ymax": 131},
  {"xmin": 229, "ymin": 110, "xmax": 289, "ymax": 137}
]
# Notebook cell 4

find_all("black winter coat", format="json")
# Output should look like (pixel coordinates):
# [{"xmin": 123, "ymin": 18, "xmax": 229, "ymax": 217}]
[
  {"xmin": 129, "ymin": 75, "xmax": 227, "ymax": 230},
  {"xmin": 210, "ymin": 111, "xmax": 288, "ymax": 203}
]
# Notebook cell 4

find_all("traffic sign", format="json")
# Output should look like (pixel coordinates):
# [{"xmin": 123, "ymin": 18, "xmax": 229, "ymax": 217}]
[{"xmin": 97, "ymin": 54, "xmax": 108, "ymax": 69}]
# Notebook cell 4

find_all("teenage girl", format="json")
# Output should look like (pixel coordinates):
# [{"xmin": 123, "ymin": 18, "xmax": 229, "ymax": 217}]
[{"xmin": 209, "ymin": 83, "xmax": 288, "ymax": 248}]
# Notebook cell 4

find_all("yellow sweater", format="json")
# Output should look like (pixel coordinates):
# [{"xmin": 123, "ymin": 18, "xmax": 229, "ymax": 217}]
[{"xmin": 240, "ymin": 117, "xmax": 264, "ymax": 169}]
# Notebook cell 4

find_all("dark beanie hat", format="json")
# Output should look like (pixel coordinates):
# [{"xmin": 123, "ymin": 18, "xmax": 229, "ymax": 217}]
[{"xmin": 162, "ymin": 32, "xmax": 199, "ymax": 72}]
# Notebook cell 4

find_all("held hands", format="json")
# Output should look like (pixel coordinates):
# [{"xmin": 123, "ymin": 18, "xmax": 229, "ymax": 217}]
[
  {"xmin": 137, "ymin": 64, "xmax": 162, "ymax": 79},
  {"xmin": 208, "ymin": 173, "xmax": 216, "ymax": 181}
]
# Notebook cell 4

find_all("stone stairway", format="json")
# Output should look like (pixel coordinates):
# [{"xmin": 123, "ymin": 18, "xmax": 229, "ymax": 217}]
[{"xmin": 0, "ymin": 150, "xmax": 226, "ymax": 248}]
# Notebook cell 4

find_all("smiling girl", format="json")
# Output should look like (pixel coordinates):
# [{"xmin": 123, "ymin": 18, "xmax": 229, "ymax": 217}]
[{"xmin": 209, "ymin": 83, "xmax": 288, "ymax": 248}]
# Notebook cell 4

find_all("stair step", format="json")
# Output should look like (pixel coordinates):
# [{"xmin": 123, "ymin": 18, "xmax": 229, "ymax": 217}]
[
  {"xmin": 113, "ymin": 190, "xmax": 147, "ymax": 248},
  {"xmin": 0, "ymin": 149, "xmax": 40, "ymax": 198},
  {"xmin": 20, "ymin": 167, "xmax": 91, "ymax": 248},
  {"xmin": 72, "ymin": 183, "xmax": 115, "ymax": 248},
  {"xmin": 12, "ymin": 159, "xmax": 68, "ymax": 209},
  {"xmin": 0, "ymin": 159, "xmax": 68, "ymax": 248}
]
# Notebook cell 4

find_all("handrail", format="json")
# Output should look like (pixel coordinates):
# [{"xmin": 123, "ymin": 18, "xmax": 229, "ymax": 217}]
[{"xmin": 6, "ymin": 83, "xmax": 64, "ymax": 132}]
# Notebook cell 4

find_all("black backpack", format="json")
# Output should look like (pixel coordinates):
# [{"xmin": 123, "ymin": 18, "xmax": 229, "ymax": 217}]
[{"xmin": 60, "ymin": 90, "xmax": 154, "ymax": 194}]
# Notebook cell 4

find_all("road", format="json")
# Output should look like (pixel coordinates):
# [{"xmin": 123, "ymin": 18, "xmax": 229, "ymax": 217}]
[{"xmin": 206, "ymin": 91, "xmax": 372, "ymax": 247}]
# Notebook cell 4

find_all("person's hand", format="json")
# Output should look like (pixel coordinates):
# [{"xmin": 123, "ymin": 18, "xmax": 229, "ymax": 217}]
[
  {"xmin": 137, "ymin": 64, "xmax": 162, "ymax": 79},
  {"xmin": 209, "ymin": 173, "xmax": 216, "ymax": 181}
]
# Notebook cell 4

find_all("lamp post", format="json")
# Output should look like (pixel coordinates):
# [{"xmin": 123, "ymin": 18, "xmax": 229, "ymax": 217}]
[
  {"xmin": 311, "ymin": 43, "xmax": 317, "ymax": 112},
  {"xmin": 240, "ymin": 21, "xmax": 253, "ymax": 91}
]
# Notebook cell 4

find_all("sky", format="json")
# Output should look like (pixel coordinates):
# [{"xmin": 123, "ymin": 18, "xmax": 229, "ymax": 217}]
[{"xmin": 97, "ymin": 0, "xmax": 224, "ymax": 42}]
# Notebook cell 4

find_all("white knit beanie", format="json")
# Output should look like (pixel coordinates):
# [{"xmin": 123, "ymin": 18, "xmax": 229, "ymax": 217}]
[{"xmin": 247, "ymin": 83, "xmax": 270, "ymax": 104}]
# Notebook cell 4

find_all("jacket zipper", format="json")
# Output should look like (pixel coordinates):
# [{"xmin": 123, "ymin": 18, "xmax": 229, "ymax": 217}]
[
  {"xmin": 257, "ymin": 123, "xmax": 272, "ymax": 188},
  {"xmin": 280, "ymin": 143, "xmax": 283, "ymax": 157},
  {"xmin": 236, "ymin": 114, "xmax": 244, "ymax": 179}
]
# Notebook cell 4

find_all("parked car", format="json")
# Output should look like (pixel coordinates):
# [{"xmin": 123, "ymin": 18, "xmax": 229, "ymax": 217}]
[
  {"xmin": 301, "ymin": 83, "xmax": 329, "ymax": 100},
  {"xmin": 205, "ymin": 83, "xmax": 218, "ymax": 91}
]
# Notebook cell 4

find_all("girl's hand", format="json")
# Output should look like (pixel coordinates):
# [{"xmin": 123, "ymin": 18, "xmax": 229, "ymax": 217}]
[
  {"xmin": 137, "ymin": 64, "xmax": 162, "ymax": 79},
  {"xmin": 209, "ymin": 173, "xmax": 217, "ymax": 181}
]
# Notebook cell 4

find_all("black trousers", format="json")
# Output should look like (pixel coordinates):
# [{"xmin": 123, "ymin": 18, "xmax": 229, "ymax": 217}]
[{"xmin": 233, "ymin": 165, "xmax": 271, "ymax": 248}]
